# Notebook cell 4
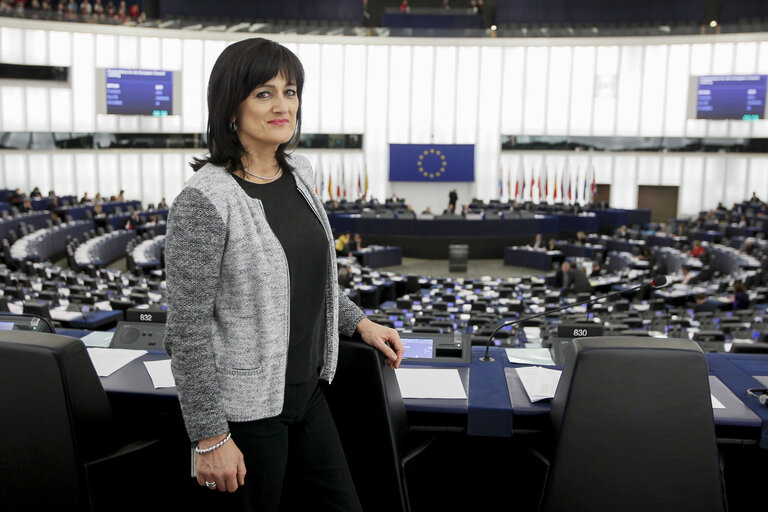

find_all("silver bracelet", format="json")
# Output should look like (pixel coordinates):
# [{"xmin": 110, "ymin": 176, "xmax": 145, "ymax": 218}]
[{"xmin": 195, "ymin": 432, "xmax": 231, "ymax": 454}]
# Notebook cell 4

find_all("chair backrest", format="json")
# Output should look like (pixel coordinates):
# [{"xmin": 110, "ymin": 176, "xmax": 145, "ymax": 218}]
[
  {"xmin": 542, "ymin": 337, "xmax": 725, "ymax": 512},
  {"xmin": 324, "ymin": 338, "xmax": 410, "ymax": 512},
  {"xmin": 0, "ymin": 331, "xmax": 113, "ymax": 510}
]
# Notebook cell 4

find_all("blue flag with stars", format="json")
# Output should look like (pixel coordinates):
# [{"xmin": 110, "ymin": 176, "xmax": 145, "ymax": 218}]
[{"xmin": 389, "ymin": 144, "xmax": 474, "ymax": 182}]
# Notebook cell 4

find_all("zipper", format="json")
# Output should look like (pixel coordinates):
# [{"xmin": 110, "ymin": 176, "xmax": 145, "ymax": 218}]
[{"xmin": 253, "ymin": 199, "xmax": 291, "ymax": 357}]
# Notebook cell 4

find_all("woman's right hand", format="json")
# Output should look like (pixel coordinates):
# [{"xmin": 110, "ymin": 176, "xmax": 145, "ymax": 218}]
[{"xmin": 196, "ymin": 433, "xmax": 247, "ymax": 492}]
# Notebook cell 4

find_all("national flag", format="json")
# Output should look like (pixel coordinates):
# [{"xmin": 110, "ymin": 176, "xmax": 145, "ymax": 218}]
[
  {"xmin": 364, "ymin": 164, "xmax": 369, "ymax": 198},
  {"xmin": 590, "ymin": 165, "xmax": 597, "ymax": 202},
  {"xmin": 328, "ymin": 172, "xmax": 333, "ymax": 200},
  {"xmin": 357, "ymin": 166, "xmax": 362, "ymax": 198},
  {"xmin": 507, "ymin": 163, "xmax": 512, "ymax": 199},
  {"xmin": 341, "ymin": 161, "xmax": 347, "ymax": 199},
  {"xmin": 336, "ymin": 163, "xmax": 341, "ymax": 198},
  {"xmin": 537, "ymin": 173, "xmax": 542, "ymax": 201},
  {"xmin": 567, "ymin": 168, "xmax": 573, "ymax": 202},
  {"xmin": 553, "ymin": 168, "xmax": 558, "ymax": 201},
  {"xmin": 543, "ymin": 165, "xmax": 549, "ymax": 200},
  {"xmin": 530, "ymin": 172, "xmax": 535, "ymax": 201},
  {"xmin": 499, "ymin": 165, "xmax": 504, "ymax": 198}
]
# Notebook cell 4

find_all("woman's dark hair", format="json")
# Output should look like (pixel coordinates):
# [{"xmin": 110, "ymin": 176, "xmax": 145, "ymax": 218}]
[{"xmin": 192, "ymin": 38, "xmax": 304, "ymax": 173}]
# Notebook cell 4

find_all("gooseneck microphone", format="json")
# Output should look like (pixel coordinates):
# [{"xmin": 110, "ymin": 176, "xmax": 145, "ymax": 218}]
[{"xmin": 479, "ymin": 275, "xmax": 668, "ymax": 362}]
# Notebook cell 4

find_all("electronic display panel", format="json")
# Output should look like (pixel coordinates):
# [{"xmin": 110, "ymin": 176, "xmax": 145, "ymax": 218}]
[{"xmin": 692, "ymin": 75, "xmax": 767, "ymax": 120}]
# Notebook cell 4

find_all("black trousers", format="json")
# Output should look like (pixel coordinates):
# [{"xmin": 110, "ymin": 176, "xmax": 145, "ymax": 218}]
[{"xmin": 205, "ymin": 378, "xmax": 362, "ymax": 512}]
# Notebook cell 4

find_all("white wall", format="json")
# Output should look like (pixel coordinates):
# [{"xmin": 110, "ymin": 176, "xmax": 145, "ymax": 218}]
[{"xmin": 2, "ymin": 18, "xmax": 768, "ymax": 216}]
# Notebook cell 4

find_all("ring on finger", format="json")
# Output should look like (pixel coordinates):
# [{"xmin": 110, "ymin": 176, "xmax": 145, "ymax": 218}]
[{"xmin": 205, "ymin": 481, "xmax": 217, "ymax": 489}]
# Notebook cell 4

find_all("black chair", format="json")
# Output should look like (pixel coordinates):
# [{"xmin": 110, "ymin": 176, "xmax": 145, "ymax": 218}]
[
  {"xmin": 0, "ymin": 330, "xmax": 169, "ymax": 511},
  {"xmin": 324, "ymin": 338, "xmax": 435, "ymax": 512},
  {"xmin": 537, "ymin": 337, "xmax": 726, "ymax": 512}
]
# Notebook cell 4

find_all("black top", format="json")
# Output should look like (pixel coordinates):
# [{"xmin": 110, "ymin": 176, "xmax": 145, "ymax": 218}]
[{"xmin": 234, "ymin": 171, "xmax": 329, "ymax": 384}]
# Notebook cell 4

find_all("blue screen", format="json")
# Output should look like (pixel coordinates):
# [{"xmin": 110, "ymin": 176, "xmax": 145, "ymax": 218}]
[
  {"xmin": 106, "ymin": 68, "xmax": 174, "ymax": 116},
  {"xmin": 401, "ymin": 338, "xmax": 434, "ymax": 359},
  {"xmin": 697, "ymin": 75, "xmax": 767, "ymax": 120}
]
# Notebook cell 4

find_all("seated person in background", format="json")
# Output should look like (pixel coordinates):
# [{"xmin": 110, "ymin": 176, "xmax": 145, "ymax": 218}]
[
  {"xmin": 680, "ymin": 265, "xmax": 696, "ymax": 285},
  {"xmin": 9, "ymin": 188, "xmax": 24, "ymax": 208},
  {"xmin": 159, "ymin": 197, "xmax": 169, "ymax": 209},
  {"xmin": 335, "ymin": 231, "xmax": 351, "ymax": 255},
  {"xmin": 732, "ymin": 281, "xmax": 750, "ymax": 310},
  {"xmin": 740, "ymin": 237, "xmax": 756, "ymax": 255},
  {"xmin": 547, "ymin": 238, "xmax": 557, "ymax": 251},
  {"xmin": 715, "ymin": 202, "xmax": 727, "ymax": 212},
  {"xmin": 637, "ymin": 246, "xmax": 657, "ymax": 270},
  {"xmin": 689, "ymin": 240, "xmax": 706, "ymax": 259},
  {"xmin": 443, "ymin": 203, "xmax": 456, "ymax": 215},
  {"xmin": 92, "ymin": 203, "xmax": 108, "ymax": 230},
  {"xmin": 656, "ymin": 221, "xmax": 671, "ymax": 235},
  {"xmin": 124, "ymin": 210, "xmax": 142, "ymax": 230},
  {"xmin": 693, "ymin": 293, "xmax": 720, "ymax": 313},
  {"xmin": 737, "ymin": 214, "xmax": 748, "ymax": 227},
  {"xmin": 345, "ymin": 233, "xmax": 364, "ymax": 254},
  {"xmin": 614, "ymin": 224, "xmax": 630, "ymax": 239},
  {"xmin": 18, "ymin": 199, "xmax": 32, "ymax": 213},
  {"xmin": 530, "ymin": 233, "xmax": 543, "ymax": 249},
  {"xmin": 93, "ymin": 193, "xmax": 103, "ymax": 204},
  {"xmin": 750, "ymin": 191, "xmax": 762, "ymax": 203},
  {"xmin": 29, "ymin": 187, "xmax": 42, "ymax": 199},
  {"xmin": 421, "ymin": 206, "xmax": 432, "ymax": 214},
  {"xmin": 79, "ymin": 192, "xmax": 90, "ymax": 204},
  {"xmin": 574, "ymin": 231, "xmax": 586, "ymax": 245}
]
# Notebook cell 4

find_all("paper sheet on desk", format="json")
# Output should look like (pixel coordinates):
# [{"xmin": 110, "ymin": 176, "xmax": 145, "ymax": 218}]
[
  {"xmin": 87, "ymin": 348, "xmax": 146, "ymax": 377},
  {"xmin": 144, "ymin": 359, "xmax": 176, "ymax": 388},
  {"xmin": 394, "ymin": 368, "xmax": 467, "ymax": 399},
  {"xmin": 49, "ymin": 308, "xmax": 84, "ymax": 322},
  {"xmin": 711, "ymin": 395, "xmax": 725, "ymax": 409},
  {"xmin": 506, "ymin": 348, "xmax": 555, "ymax": 366},
  {"xmin": 81, "ymin": 331, "xmax": 114, "ymax": 347},
  {"xmin": 516, "ymin": 366, "xmax": 561, "ymax": 402}
]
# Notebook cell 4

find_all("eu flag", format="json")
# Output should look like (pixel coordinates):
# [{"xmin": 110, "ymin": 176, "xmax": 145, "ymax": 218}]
[{"xmin": 389, "ymin": 144, "xmax": 475, "ymax": 182}]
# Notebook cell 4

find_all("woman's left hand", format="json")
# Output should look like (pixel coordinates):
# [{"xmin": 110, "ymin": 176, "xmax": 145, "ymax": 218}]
[{"xmin": 356, "ymin": 317, "xmax": 404, "ymax": 370}]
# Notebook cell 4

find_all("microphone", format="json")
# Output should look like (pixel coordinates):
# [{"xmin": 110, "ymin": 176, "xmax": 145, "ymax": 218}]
[{"xmin": 479, "ymin": 275, "xmax": 668, "ymax": 362}]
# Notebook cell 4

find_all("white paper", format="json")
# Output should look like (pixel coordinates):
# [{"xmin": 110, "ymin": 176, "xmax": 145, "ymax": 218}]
[
  {"xmin": 7, "ymin": 302, "xmax": 22, "ymax": 314},
  {"xmin": 506, "ymin": 348, "xmax": 556, "ymax": 366},
  {"xmin": 87, "ymin": 347, "xmax": 146, "ymax": 377},
  {"xmin": 516, "ymin": 366, "xmax": 562, "ymax": 402},
  {"xmin": 49, "ymin": 308, "xmax": 84, "ymax": 322},
  {"xmin": 81, "ymin": 331, "xmax": 114, "ymax": 348},
  {"xmin": 711, "ymin": 394, "xmax": 725, "ymax": 409},
  {"xmin": 144, "ymin": 359, "xmax": 176, "ymax": 388},
  {"xmin": 394, "ymin": 368, "xmax": 467, "ymax": 399}
]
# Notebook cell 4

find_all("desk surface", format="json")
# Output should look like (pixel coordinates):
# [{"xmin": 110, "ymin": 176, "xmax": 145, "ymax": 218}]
[{"xmin": 82, "ymin": 331, "xmax": 768, "ymax": 447}]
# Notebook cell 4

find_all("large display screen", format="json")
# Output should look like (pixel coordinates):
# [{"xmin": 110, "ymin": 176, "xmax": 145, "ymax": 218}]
[
  {"xmin": 105, "ymin": 68, "xmax": 174, "ymax": 116},
  {"xmin": 694, "ymin": 75, "xmax": 767, "ymax": 120}
]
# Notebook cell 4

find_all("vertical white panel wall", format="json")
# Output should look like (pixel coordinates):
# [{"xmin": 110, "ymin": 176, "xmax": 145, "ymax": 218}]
[{"xmin": 3, "ymin": 19, "xmax": 768, "ymax": 214}]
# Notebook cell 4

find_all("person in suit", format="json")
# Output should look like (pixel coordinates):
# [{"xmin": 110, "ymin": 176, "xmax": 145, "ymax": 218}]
[
  {"xmin": 530, "ymin": 233, "xmax": 543, "ymax": 249},
  {"xmin": 448, "ymin": 188, "xmax": 457, "ymax": 211},
  {"xmin": 693, "ymin": 293, "xmax": 720, "ymax": 313},
  {"xmin": 570, "ymin": 264, "xmax": 593, "ymax": 294},
  {"xmin": 344, "ymin": 233, "xmax": 364, "ymax": 254},
  {"xmin": 554, "ymin": 261, "xmax": 573, "ymax": 291},
  {"xmin": 163, "ymin": 38, "xmax": 402, "ymax": 511}
]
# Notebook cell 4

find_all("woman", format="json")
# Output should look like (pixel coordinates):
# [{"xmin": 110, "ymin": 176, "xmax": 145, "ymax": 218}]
[
  {"xmin": 732, "ymin": 281, "xmax": 750, "ymax": 310},
  {"xmin": 164, "ymin": 38, "xmax": 403, "ymax": 510}
]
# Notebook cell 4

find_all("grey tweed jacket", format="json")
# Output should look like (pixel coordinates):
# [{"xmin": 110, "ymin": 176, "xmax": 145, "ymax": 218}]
[{"xmin": 163, "ymin": 154, "xmax": 366, "ymax": 442}]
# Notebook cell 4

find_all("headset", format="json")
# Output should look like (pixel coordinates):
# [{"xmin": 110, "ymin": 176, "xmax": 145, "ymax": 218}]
[{"xmin": 746, "ymin": 388, "xmax": 768, "ymax": 407}]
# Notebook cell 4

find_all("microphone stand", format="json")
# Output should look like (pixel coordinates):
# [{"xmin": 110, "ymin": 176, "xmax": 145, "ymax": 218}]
[{"xmin": 479, "ymin": 277, "xmax": 666, "ymax": 362}]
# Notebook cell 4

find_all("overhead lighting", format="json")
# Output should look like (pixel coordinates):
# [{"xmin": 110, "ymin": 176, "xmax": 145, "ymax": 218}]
[{"xmin": 709, "ymin": 20, "xmax": 718, "ymax": 28}]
